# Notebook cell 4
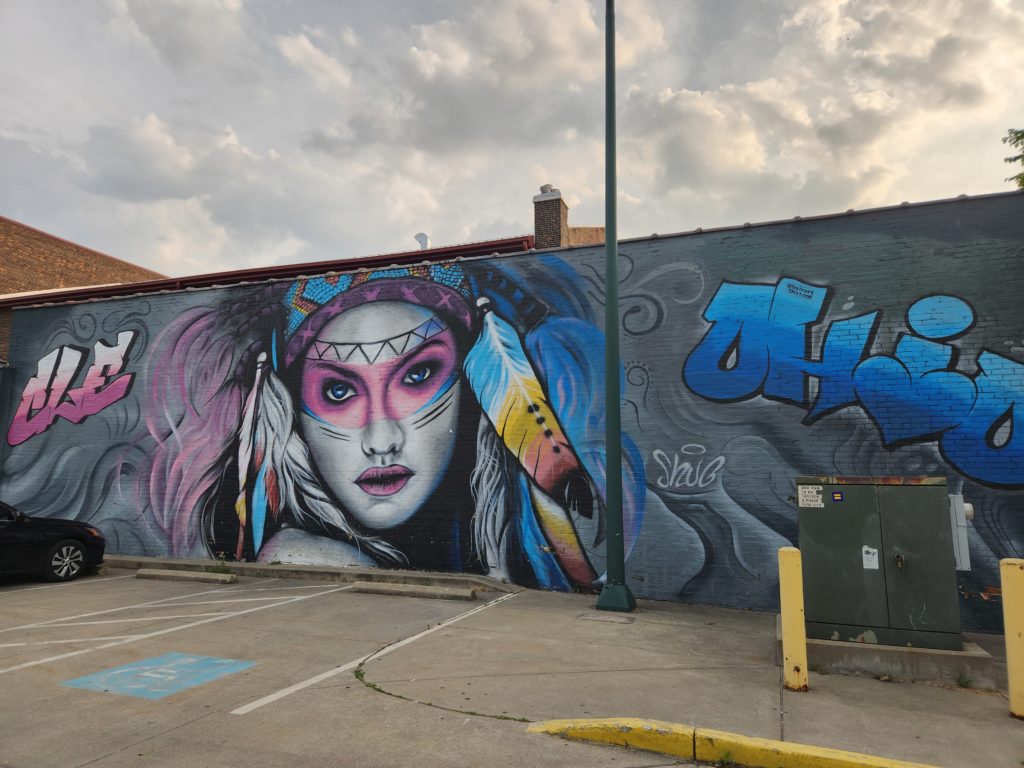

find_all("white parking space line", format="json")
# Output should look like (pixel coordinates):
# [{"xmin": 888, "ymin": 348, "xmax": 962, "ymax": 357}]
[
  {"xmin": 230, "ymin": 591, "xmax": 521, "ymax": 716},
  {"xmin": 0, "ymin": 585, "xmax": 352, "ymax": 675},
  {"xmin": 160, "ymin": 596, "xmax": 302, "ymax": 607},
  {"xmin": 220, "ymin": 584, "xmax": 342, "ymax": 593},
  {"xmin": 0, "ymin": 582, "xmax": 285, "ymax": 634},
  {"xmin": 45, "ymin": 612, "xmax": 228, "ymax": 628},
  {"xmin": 0, "ymin": 575, "xmax": 135, "ymax": 595},
  {"xmin": 0, "ymin": 635, "xmax": 141, "ymax": 648},
  {"xmin": 213, "ymin": 578, "xmax": 285, "ymax": 592}
]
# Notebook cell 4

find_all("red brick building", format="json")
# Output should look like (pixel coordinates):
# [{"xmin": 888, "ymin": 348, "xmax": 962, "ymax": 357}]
[
  {"xmin": 0, "ymin": 217, "xmax": 165, "ymax": 357},
  {"xmin": 532, "ymin": 184, "xmax": 604, "ymax": 249},
  {"xmin": 0, "ymin": 185, "xmax": 597, "ymax": 358}
]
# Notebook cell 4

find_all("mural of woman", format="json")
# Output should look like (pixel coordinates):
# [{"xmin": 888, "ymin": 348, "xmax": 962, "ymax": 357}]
[{"xmin": 145, "ymin": 257, "xmax": 652, "ymax": 590}]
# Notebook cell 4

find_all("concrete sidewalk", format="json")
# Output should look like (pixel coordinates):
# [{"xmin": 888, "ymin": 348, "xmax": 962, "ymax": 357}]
[
  {"xmin": 1, "ymin": 566, "xmax": 1019, "ymax": 767},
  {"xmin": 356, "ymin": 589, "xmax": 1019, "ymax": 767}
]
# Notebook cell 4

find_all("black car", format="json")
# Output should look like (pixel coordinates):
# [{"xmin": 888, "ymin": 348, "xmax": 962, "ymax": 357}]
[{"xmin": 0, "ymin": 501, "xmax": 106, "ymax": 582}]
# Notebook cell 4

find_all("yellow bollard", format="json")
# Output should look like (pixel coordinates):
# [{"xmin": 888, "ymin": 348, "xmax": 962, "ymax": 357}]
[
  {"xmin": 778, "ymin": 547, "xmax": 809, "ymax": 692},
  {"xmin": 1001, "ymin": 558, "xmax": 1024, "ymax": 719}
]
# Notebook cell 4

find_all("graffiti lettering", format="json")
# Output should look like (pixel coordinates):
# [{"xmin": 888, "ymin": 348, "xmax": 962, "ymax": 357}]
[
  {"xmin": 651, "ymin": 443, "xmax": 726, "ymax": 491},
  {"xmin": 681, "ymin": 278, "xmax": 879, "ymax": 417},
  {"xmin": 7, "ymin": 331, "xmax": 138, "ymax": 446},
  {"xmin": 940, "ymin": 351, "xmax": 1024, "ymax": 487},
  {"xmin": 682, "ymin": 280, "xmax": 1023, "ymax": 487}
]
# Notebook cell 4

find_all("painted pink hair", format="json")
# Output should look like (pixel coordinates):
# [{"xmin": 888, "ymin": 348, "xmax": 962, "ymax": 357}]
[{"xmin": 145, "ymin": 294, "xmax": 272, "ymax": 556}]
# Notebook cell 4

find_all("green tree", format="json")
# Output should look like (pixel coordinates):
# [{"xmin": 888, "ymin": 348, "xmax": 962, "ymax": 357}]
[{"xmin": 1004, "ymin": 128, "xmax": 1024, "ymax": 188}]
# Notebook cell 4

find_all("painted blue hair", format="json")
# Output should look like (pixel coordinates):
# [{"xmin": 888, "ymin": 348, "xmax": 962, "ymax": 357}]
[{"xmin": 465, "ymin": 257, "xmax": 645, "ymax": 587}]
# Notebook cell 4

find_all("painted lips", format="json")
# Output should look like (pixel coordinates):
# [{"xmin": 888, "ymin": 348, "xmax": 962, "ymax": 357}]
[{"xmin": 355, "ymin": 465, "xmax": 414, "ymax": 497}]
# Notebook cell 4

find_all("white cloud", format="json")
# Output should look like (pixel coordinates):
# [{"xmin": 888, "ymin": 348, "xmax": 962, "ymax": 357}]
[
  {"xmin": 120, "ymin": 197, "xmax": 231, "ymax": 274},
  {"xmin": 410, "ymin": 1, "xmax": 601, "ymax": 87},
  {"xmin": 104, "ymin": 0, "xmax": 250, "ymax": 70},
  {"xmin": 83, "ymin": 114, "xmax": 195, "ymax": 201},
  {"xmin": 277, "ymin": 32, "xmax": 352, "ymax": 91},
  {"xmin": 615, "ymin": 0, "xmax": 1024, "ymax": 231},
  {"xmin": 1, "ymin": 0, "xmax": 1022, "ymax": 277}
]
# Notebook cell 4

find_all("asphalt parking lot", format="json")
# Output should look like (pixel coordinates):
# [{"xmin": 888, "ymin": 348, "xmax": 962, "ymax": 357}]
[
  {"xmin": 0, "ymin": 569, "xmax": 677, "ymax": 768},
  {"xmin": 3, "ymin": 567, "xmax": 1021, "ymax": 768}
]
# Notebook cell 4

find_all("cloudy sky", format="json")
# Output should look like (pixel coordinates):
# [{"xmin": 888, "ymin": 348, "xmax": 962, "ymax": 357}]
[{"xmin": 2, "ymin": 0, "xmax": 1022, "ymax": 277}]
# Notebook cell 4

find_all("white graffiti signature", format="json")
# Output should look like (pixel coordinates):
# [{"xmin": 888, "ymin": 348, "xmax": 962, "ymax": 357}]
[{"xmin": 650, "ymin": 443, "xmax": 726, "ymax": 491}]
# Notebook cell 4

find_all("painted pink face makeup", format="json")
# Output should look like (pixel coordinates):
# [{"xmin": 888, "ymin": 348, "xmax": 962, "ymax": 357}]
[
  {"xmin": 297, "ymin": 301, "xmax": 463, "ymax": 531},
  {"xmin": 301, "ymin": 334, "xmax": 459, "ymax": 430}
]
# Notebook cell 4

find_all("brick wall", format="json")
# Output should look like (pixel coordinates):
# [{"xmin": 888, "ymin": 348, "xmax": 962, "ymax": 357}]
[
  {"xmin": 533, "ymin": 186, "xmax": 568, "ymax": 249},
  {"xmin": 533, "ymin": 185, "xmax": 604, "ymax": 248},
  {"xmin": 0, "ymin": 217, "xmax": 163, "ymax": 292},
  {"xmin": 1, "ymin": 192, "xmax": 1021, "ymax": 630},
  {"xmin": 566, "ymin": 226, "xmax": 605, "ymax": 246},
  {"xmin": 0, "ymin": 217, "xmax": 164, "ymax": 358},
  {"xmin": 0, "ymin": 313, "xmax": 10, "ymax": 364}
]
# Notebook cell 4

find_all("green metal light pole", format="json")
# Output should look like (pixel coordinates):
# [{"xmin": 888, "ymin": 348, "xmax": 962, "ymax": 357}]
[{"xmin": 595, "ymin": 0, "xmax": 636, "ymax": 613}]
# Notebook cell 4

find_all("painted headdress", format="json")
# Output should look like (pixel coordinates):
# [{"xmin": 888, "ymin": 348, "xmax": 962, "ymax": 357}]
[
  {"xmin": 281, "ymin": 265, "xmax": 475, "ymax": 367},
  {"xmin": 234, "ymin": 262, "xmax": 604, "ymax": 588}
]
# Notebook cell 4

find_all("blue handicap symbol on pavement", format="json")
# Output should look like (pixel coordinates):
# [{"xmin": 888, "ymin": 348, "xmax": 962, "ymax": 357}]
[{"xmin": 63, "ymin": 652, "xmax": 256, "ymax": 700}]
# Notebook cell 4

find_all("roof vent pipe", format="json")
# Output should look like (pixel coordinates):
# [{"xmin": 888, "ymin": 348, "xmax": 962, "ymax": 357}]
[{"xmin": 414, "ymin": 232, "xmax": 431, "ymax": 250}]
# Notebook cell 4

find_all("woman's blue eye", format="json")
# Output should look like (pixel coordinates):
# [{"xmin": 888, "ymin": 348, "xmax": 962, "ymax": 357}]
[
  {"xmin": 324, "ymin": 381, "xmax": 353, "ymax": 403},
  {"xmin": 403, "ymin": 364, "xmax": 433, "ymax": 385}
]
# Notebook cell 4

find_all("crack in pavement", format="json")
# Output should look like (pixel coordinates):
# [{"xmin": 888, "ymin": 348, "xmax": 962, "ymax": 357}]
[
  {"xmin": 366, "ymin": 662, "xmax": 776, "ymax": 685},
  {"xmin": 352, "ymin": 663, "xmax": 532, "ymax": 723}
]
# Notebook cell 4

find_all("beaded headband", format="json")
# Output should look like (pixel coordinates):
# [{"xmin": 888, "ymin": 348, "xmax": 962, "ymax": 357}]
[
  {"xmin": 306, "ymin": 315, "xmax": 449, "ymax": 366},
  {"xmin": 282, "ymin": 264, "xmax": 473, "ymax": 368}
]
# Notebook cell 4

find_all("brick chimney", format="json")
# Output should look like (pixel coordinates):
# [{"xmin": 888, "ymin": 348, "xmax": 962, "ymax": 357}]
[
  {"xmin": 533, "ymin": 184, "xmax": 604, "ymax": 249},
  {"xmin": 533, "ymin": 184, "xmax": 569, "ymax": 249}
]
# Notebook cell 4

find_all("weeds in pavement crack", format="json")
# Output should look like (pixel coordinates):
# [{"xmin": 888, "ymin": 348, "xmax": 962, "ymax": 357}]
[{"xmin": 352, "ymin": 662, "xmax": 530, "ymax": 723}]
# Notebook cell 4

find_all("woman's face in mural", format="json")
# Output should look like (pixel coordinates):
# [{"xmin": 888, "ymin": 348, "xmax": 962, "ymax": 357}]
[{"xmin": 298, "ymin": 301, "xmax": 462, "ymax": 530}]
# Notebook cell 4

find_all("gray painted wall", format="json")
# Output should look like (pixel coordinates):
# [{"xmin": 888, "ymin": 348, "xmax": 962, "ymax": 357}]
[{"xmin": 3, "ymin": 193, "xmax": 1021, "ymax": 630}]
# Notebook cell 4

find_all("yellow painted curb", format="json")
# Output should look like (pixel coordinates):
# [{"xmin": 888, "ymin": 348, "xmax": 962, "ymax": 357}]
[
  {"xmin": 527, "ymin": 718, "xmax": 694, "ymax": 758},
  {"xmin": 528, "ymin": 718, "xmax": 939, "ymax": 768},
  {"xmin": 696, "ymin": 727, "xmax": 937, "ymax": 768}
]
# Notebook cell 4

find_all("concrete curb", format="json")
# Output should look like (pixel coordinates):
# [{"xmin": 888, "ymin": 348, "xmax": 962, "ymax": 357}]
[
  {"xmin": 136, "ymin": 568, "xmax": 238, "ymax": 584},
  {"xmin": 105, "ymin": 555, "xmax": 518, "ymax": 594},
  {"xmin": 773, "ymin": 616, "xmax": 998, "ymax": 690},
  {"xmin": 527, "ymin": 718, "xmax": 939, "ymax": 768},
  {"xmin": 528, "ymin": 718, "xmax": 694, "ymax": 756},
  {"xmin": 348, "ymin": 581, "xmax": 476, "ymax": 601}
]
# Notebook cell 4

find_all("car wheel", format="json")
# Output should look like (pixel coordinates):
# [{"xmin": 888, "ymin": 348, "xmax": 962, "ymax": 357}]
[{"xmin": 44, "ymin": 539, "xmax": 87, "ymax": 582}]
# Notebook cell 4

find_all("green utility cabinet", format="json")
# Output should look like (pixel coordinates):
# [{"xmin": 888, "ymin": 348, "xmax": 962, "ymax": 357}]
[{"xmin": 796, "ymin": 476, "xmax": 961, "ymax": 651}]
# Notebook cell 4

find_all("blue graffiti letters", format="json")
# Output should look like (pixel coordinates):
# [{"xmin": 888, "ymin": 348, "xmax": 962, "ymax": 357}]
[
  {"xmin": 683, "ymin": 278, "xmax": 871, "ymax": 414},
  {"xmin": 906, "ymin": 295, "xmax": 974, "ymax": 340},
  {"xmin": 941, "ymin": 352, "xmax": 1024, "ymax": 486},
  {"xmin": 682, "ymin": 281, "xmax": 776, "ymax": 401},
  {"xmin": 760, "ymin": 279, "xmax": 830, "ymax": 405},
  {"xmin": 683, "ymin": 282, "xmax": 1024, "ymax": 487},
  {"xmin": 807, "ymin": 311, "xmax": 880, "ymax": 419},
  {"xmin": 853, "ymin": 335, "xmax": 978, "ymax": 445}
]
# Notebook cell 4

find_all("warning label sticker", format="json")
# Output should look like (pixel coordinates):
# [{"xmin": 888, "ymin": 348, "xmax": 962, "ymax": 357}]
[
  {"xmin": 798, "ymin": 485, "xmax": 824, "ymax": 508},
  {"xmin": 862, "ymin": 546, "xmax": 879, "ymax": 570}
]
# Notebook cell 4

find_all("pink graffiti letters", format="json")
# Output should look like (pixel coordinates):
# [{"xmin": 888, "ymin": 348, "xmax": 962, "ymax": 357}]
[{"xmin": 6, "ymin": 331, "xmax": 138, "ymax": 446}]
